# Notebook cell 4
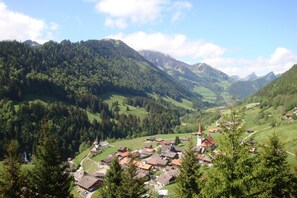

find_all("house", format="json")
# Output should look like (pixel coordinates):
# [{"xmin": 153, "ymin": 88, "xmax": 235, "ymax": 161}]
[
  {"xmin": 155, "ymin": 138, "xmax": 164, "ymax": 143},
  {"xmin": 171, "ymin": 159, "xmax": 181, "ymax": 167},
  {"xmin": 73, "ymin": 169, "xmax": 86, "ymax": 182},
  {"xmin": 119, "ymin": 157, "xmax": 131, "ymax": 165},
  {"xmin": 77, "ymin": 175, "xmax": 102, "ymax": 192},
  {"xmin": 99, "ymin": 140, "xmax": 110, "ymax": 149},
  {"xmin": 208, "ymin": 128, "xmax": 221, "ymax": 133},
  {"xmin": 101, "ymin": 155, "xmax": 114, "ymax": 165},
  {"xmin": 118, "ymin": 146, "xmax": 127, "ymax": 152},
  {"xmin": 141, "ymin": 148, "xmax": 155, "ymax": 157},
  {"xmin": 196, "ymin": 154, "xmax": 211, "ymax": 164},
  {"xmin": 93, "ymin": 172, "xmax": 105, "ymax": 180},
  {"xmin": 118, "ymin": 151, "xmax": 129, "ymax": 158},
  {"xmin": 130, "ymin": 151, "xmax": 141, "ymax": 158},
  {"xmin": 180, "ymin": 136, "xmax": 190, "ymax": 141},
  {"xmin": 249, "ymin": 147, "xmax": 257, "ymax": 154},
  {"xmin": 134, "ymin": 161, "xmax": 152, "ymax": 171},
  {"xmin": 156, "ymin": 172, "xmax": 175, "ymax": 187},
  {"xmin": 144, "ymin": 143, "xmax": 153, "ymax": 149},
  {"xmin": 158, "ymin": 140, "xmax": 172, "ymax": 145},
  {"xmin": 146, "ymin": 155, "xmax": 168, "ymax": 167},
  {"xmin": 160, "ymin": 145, "xmax": 178, "ymax": 159},
  {"xmin": 146, "ymin": 137, "xmax": 156, "ymax": 141}
]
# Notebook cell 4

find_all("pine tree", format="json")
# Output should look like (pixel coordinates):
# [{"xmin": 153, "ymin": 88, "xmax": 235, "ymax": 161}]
[
  {"xmin": 254, "ymin": 134, "xmax": 297, "ymax": 197},
  {"xmin": 201, "ymin": 105, "xmax": 255, "ymax": 197},
  {"xmin": 118, "ymin": 158, "xmax": 147, "ymax": 198},
  {"xmin": 0, "ymin": 140, "xmax": 24, "ymax": 198},
  {"xmin": 29, "ymin": 122, "xmax": 72, "ymax": 198},
  {"xmin": 99, "ymin": 156, "xmax": 123, "ymax": 198},
  {"xmin": 175, "ymin": 136, "xmax": 181, "ymax": 145},
  {"xmin": 175, "ymin": 139, "xmax": 201, "ymax": 198}
]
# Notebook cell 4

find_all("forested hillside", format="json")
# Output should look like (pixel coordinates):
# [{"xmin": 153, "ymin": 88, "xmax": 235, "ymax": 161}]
[
  {"xmin": 0, "ymin": 40, "xmax": 197, "ymax": 160},
  {"xmin": 248, "ymin": 64, "xmax": 297, "ymax": 110}
]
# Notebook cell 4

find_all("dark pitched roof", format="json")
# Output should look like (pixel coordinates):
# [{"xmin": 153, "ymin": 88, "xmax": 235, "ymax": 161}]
[{"xmin": 77, "ymin": 175, "xmax": 100, "ymax": 190}]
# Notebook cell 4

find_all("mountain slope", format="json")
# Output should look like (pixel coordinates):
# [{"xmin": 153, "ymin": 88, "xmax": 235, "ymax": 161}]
[
  {"xmin": 0, "ymin": 40, "xmax": 196, "ymax": 102},
  {"xmin": 248, "ymin": 64, "xmax": 297, "ymax": 109},
  {"xmin": 139, "ymin": 50, "xmax": 233, "ymax": 105},
  {"xmin": 229, "ymin": 72, "xmax": 277, "ymax": 99}
]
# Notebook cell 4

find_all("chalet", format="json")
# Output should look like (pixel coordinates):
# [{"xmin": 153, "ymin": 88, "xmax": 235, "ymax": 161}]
[
  {"xmin": 101, "ymin": 155, "xmax": 114, "ymax": 165},
  {"xmin": 144, "ymin": 143, "xmax": 153, "ymax": 149},
  {"xmin": 160, "ymin": 145, "xmax": 178, "ymax": 159},
  {"xmin": 118, "ymin": 146, "xmax": 127, "ymax": 152},
  {"xmin": 208, "ymin": 128, "xmax": 221, "ymax": 133},
  {"xmin": 171, "ymin": 159, "xmax": 181, "ymax": 167},
  {"xmin": 77, "ymin": 175, "xmax": 102, "ymax": 192},
  {"xmin": 130, "ymin": 151, "xmax": 141, "ymax": 158},
  {"xmin": 285, "ymin": 112, "xmax": 293, "ymax": 120},
  {"xmin": 180, "ymin": 136, "xmax": 190, "ymax": 141},
  {"xmin": 118, "ymin": 151, "xmax": 129, "ymax": 158},
  {"xmin": 99, "ymin": 140, "xmax": 110, "ymax": 149},
  {"xmin": 73, "ymin": 169, "xmax": 86, "ymax": 182},
  {"xmin": 146, "ymin": 155, "xmax": 168, "ymax": 167},
  {"xmin": 134, "ymin": 161, "xmax": 152, "ymax": 171},
  {"xmin": 249, "ymin": 147, "xmax": 257, "ymax": 154},
  {"xmin": 140, "ymin": 148, "xmax": 155, "ymax": 157},
  {"xmin": 119, "ymin": 157, "xmax": 131, "ymax": 165},
  {"xmin": 156, "ymin": 172, "xmax": 175, "ymax": 187},
  {"xmin": 196, "ymin": 154, "xmax": 211, "ymax": 164},
  {"xmin": 146, "ymin": 137, "xmax": 156, "ymax": 141},
  {"xmin": 135, "ymin": 169, "xmax": 150, "ymax": 181},
  {"xmin": 155, "ymin": 138, "xmax": 164, "ymax": 143},
  {"xmin": 158, "ymin": 140, "xmax": 172, "ymax": 145},
  {"xmin": 93, "ymin": 172, "xmax": 105, "ymax": 180}
]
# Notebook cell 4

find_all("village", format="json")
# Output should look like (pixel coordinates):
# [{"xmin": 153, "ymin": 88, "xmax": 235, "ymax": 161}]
[{"xmin": 71, "ymin": 125, "xmax": 218, "ymax": 197}]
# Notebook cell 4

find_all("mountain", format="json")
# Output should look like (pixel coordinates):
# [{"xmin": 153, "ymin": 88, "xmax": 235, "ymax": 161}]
[
  {"xmin": 23, "ymin": 40, "xmax": 42, "ymax": 48},
  {"xmin": 139, "ymin": 50, "xmax": 233, "ymax": 105},
  {"xmin": 229, "ymin": 71, "xmax": 277, "ymax": 99},
  {"xmin": 230, "ymin": 75, "xmax": 240, "ymax": 81},
  {"xmin": 243, "ymin": 72, "xmax": 258, "ymax": 81},
  {"xmin": 0, "ymin": 39, "xmax": 196, "ymax": 102},
  {"xmin": 0, "ymin": 39, "xmax": 200, "ymax": 159},
  {"xmin": 249, "ymin": 64, "xmax": 297, "ymax": 109}
]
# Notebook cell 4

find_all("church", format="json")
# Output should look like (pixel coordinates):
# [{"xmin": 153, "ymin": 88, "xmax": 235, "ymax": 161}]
[{"xmin": 196, "ymin": 124, "xmax": 216, "ymax": 153}]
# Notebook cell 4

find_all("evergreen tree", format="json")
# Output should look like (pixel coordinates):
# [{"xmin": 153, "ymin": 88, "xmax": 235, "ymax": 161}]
[
  {"xmin": 0, "ymin": 140, "xmax": 24, "ymax": 198},
  {"xmin": 175, "ymin": 136, "xmax": 181, "ymax": 145},
  {"xmin": 118, "ymin": 158, "xmax": 147, "ymax": 198},
  {"xmin": 175, "ymin": 139, "xmax": 201, "ymax": 198},
  {"xmin": 99, "ymin": 156, "xmax": 122, "ymax": 198},
  {"xmin": 254, "ymin": 134, "xmax": 297, "ymax": 197},
  {"xmin": 29, "ymin": 122, "xmax": 72, "ymax": 198},
  {"xmin": 201, "ymin": 105, "xmax": 255, "ymax": 197}
]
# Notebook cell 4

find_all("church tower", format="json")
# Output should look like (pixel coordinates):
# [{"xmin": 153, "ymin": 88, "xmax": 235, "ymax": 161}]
[{"xmin": 197, "ymin": 124, "xmax": 202, "ymax": 147}]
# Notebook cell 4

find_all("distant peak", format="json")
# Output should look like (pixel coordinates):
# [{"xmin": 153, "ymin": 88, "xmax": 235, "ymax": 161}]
[{"xmin": 23, "ymin": 40, "xmax": 41, "ymax": 47}]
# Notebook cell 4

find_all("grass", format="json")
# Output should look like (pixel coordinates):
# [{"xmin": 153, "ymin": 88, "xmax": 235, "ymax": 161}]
[
  {"xmin": 73, "ymin": 147, "xmax": 91, "ymax": 167},
  {"xmin": 0, "ymin": 161, "xmax": 3, "ymax": 172},
  {"xmin": 82, "ymin": 158, "xmax": 100, "ymax": 174},
  {"xmin": 71, "ymin": 185, "xmax": 80, "ymax": 198},
  {"xmin": 91, "ymin": 189, "xmax": 101, "ymax": 198},
  {"xmin": 162, "ymin": 96, "xmax": 194, "ymax": 110},
  {"xmin": 100, "ymin": 92, "xmax": 149, "ymax": 120},
  {"xmin": 194, "ymin": 86, "xmax": 216, "ymax": 102},
  {"xmin": 161, "ymin": 183, "xmax": 177, "ymax": 198}
]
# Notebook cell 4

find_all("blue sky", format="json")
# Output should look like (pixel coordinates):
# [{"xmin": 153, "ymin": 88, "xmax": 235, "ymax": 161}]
[{"xmin": 0, "ymin": 0, "xmax": 296, "ymax": 77}]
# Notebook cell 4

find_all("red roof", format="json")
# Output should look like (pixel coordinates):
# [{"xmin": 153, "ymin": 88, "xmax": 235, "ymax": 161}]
[
  {"xmin": 201, "ymin": 135, "xmax": 215, "ymax": 147},
  {"xmin": 171, "ymin": 159, "xmax": 181, "ymax": 166}
]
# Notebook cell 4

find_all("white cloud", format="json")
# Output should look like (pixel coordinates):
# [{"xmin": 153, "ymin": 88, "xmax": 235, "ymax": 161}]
[
  {"xmin": 203, "ymin": 48, "xmax": 297, "ymax": 77},
  {"xmin": 108, "ymin": 31, "xmax": 225, "ymax": 59},
  {"xmin": 104, "ymin": 18, "xmax": 127, "ymax": 29},
  {"xmin": 95, "ymin": 0, "xmax": 191, "ymax": 28},
  {"xmin": 0, "ymin": 2, "xmax": 58, "ymax": 43},
  {"xmin": 107, "ymin": 31, "xmax": 297, "ymax": 77}
]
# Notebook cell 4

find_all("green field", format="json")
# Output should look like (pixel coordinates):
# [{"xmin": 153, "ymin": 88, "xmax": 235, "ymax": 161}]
[
  {"xmin": 194, "ymin": 86, "xmax": 216, "ymax": 103},
  {"xmin": 100, "ymin": 92, "xmax": 149, "ymax": 119}
]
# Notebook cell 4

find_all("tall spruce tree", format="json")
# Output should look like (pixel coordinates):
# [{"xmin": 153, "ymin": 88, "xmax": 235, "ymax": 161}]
[
  {"xmin": 118, "ymin": 158, "xmax": 147, "ymax": 198},
  {"xmin": 201, "ymin": 105, "xmax": 255, "ymax": 197},
  {"xmin": 29, "ymin": 122, "xmax": 72, "ymax": 198},
  {"xmin": 0, "ymin": 140, "xmax": 24, "ymax": 198},
  {"xmin": 254, "ymin": 134, "xmax": 297, "ymax": 197},
  {"xmin": 99, "ymin": 156, "xmax": 123, "ymax": 198},
  {"xmin": 175, "ymin": 139, "xmax": 201, "ymax": 198}
]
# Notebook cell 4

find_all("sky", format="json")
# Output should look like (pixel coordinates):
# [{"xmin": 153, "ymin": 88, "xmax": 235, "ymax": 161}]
[{"xmin": 0, "ymin": 0, "xmax": 297, "ymax": 77}]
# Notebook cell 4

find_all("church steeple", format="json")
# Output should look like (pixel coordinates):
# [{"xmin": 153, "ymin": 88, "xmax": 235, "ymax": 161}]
[{"xmin": 197, "ymin": 123, "xmax": 202, "ymax": 146}]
